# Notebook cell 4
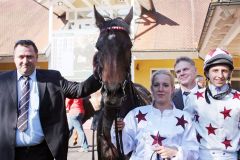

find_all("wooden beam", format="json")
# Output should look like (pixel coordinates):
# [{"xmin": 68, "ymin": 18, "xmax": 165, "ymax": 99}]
[
  {"xmin": 81, "ymin": 0, "xmax": 93, "ymax": 8},
  {"xmin": 218, "ymin": 18, "xmax": 240, "ymax": 47},
  {"xmin": 36, "ymin": 0, "xmax": 48, "ymax": 3},
  {"xmin": 62, "ymin": 0, "xmax": 76, "ymax": 10}
]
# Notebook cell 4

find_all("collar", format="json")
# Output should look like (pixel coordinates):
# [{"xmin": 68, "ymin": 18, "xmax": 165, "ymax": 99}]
[
  {"xmin": 208, "ymin": 83, "xmax": 229, "ymax": 96},
  {"xmin": 151, "ymin": 102, "xmax": 176, "ymax": 116},
  {"xmin": 181, "ymin": 85, "xmax": 198, "ymax": 95},
  {"xmin": 17, "ymin": 70, "xmax": 36, "ymax": 81}
]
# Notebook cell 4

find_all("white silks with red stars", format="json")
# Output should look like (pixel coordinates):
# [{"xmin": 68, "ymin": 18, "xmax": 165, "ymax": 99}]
[
  {"xmin": 184, "ymin": 84, "xmax": 240, "ymax": 159},
  {"xmin": 112, "ymin": 105, "xmax": 199, "ymax": 160}
]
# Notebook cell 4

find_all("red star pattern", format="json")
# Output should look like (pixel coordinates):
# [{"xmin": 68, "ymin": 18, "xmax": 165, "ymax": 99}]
[
  {"xmin": 194, "ymin": 114, "xmax": 199, "ymax": 123},
  {"xmin": 206, "ymin": 123, "xmax": 217, "ymax": 135},
  {"xmin": 135, "ymin": 110, "xmax": 147, "ymax": 123},
  {"xmin": 208, "ymin": 49, "xmax": 216, "ymax": 56},
  {"xmin": 208, "ymin": 49, "xmax": 230, "ymax": 56},
  {"xmin": 175, "ymin": 115, "xmax": 188, "ymax": 129},
  {"xmin": 220, "ymin": 107, "xmax": 231, "ymax": 119},
  {"xmin": 232, "ymin": 91, "xmax": 240, "ymax": 100},
  {"xmin": 151, "ymin": 131, "xmax": 166, "ymax": 146},
  {"xmin": 194, "ymin": 91, "xmax": 204, "ymax": 99},
  {"xmin": 196, "ymin": 132, "xmax": 202, "ymax": 143},
  {"xmin": 222, "ymin": 137, "xmax": 232, "ymax": 149}
]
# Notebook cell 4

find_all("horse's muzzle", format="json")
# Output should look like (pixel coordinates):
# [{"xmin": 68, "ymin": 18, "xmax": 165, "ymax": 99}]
[{"xmin": 101, "ymin": 82, "xmax": 125, "ymax": 107}]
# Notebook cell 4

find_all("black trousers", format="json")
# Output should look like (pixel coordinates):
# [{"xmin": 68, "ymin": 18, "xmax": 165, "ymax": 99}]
[{"xmin": 15, "ymin": 140, "xmax": 54, "ymax": 160}]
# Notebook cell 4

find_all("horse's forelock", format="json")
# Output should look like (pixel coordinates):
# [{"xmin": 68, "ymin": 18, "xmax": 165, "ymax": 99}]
[
  {"xmin": 102, "ymin": 50, "xmax": 126, "ymax": 84},
  {"xmin": 102, "ymin": 18, "xmax": 130, "ymax": 33}
]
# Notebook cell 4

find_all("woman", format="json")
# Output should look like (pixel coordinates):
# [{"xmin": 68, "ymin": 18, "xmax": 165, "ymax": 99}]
[{"xmin": 120, "ymin": 70, "xmax": 199, "ymax": 160}]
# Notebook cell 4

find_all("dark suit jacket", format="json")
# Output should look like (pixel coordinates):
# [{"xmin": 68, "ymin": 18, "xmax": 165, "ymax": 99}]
[
  {"xmin": 0, "ymin": 69, "xmax": 101, "ymax": 160},
  {"xmin": 172, "ymin": 88, "xmax": 184, "ymax": 110}
]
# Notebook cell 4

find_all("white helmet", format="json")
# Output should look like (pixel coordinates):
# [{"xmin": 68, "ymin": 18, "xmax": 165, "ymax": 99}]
[{"xmin": 204, "ymin": 48, "xmax": 234, "ymax": 72}]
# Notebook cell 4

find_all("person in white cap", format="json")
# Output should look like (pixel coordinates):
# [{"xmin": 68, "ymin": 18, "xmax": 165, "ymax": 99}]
[{"xmin": 184, "ymin": 48, "xmax": 240, "ymax": 160}]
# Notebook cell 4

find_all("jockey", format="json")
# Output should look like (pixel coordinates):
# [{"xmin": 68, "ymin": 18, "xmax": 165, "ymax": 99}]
[{"xmin": 184, "ymin": 48, "xmax": 240, "ymax": 160}]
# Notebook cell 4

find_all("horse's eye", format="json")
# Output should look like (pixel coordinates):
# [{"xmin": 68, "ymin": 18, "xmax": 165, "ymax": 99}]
[{"xmin": 96, "ymin": 43, "xmax": 104, "ymax": 52}]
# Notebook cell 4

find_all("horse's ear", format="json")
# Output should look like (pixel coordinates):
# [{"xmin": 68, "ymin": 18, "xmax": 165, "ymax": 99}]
[
  {"xmin": 124, "ymin": 7, "xmax": 133, "ymax": 25},
  {"xmin": 94, "ymin": 5, "xmax": 105, "ymax": 29}
]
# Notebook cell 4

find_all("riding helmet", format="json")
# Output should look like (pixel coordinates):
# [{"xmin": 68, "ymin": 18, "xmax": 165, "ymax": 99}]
[{"xmin": 204, "ymin": 48, "xmax": 234, "ymax": 73}]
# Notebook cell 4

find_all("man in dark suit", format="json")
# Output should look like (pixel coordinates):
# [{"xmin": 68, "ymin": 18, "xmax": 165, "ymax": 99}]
[
  {"xmin": 0, "ymin": 40, "xmax": 101, "ymax": 160},
  {"xmin": 172, "ymin": 56, "xmax": 198, "ymax": 110}
]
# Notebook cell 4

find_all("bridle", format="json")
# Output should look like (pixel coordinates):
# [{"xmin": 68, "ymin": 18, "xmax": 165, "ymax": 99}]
[
  {"xmin": 96, "ymin": 24, "xmax": 132, "ymax": 103},
  {"xmin": 100, "ymin": 74, "xmax": 130, "ymax": 105},
  {"xmin": 94, "ymin": 23, "xmax": 132, "ymax": 159}
]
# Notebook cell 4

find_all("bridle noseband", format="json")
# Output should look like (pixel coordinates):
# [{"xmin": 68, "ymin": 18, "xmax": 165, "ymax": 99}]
[{"xmin": 100, "ymin": 73, "xmax": 130, "ymax": 106}]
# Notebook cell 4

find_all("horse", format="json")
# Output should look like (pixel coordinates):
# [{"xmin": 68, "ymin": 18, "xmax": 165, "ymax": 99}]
[{"xmin": 93, "ymin": 6, "xmax": 152, "ymax": 160}]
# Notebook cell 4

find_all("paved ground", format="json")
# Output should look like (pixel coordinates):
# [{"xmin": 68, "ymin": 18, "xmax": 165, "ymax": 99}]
[{"xmin": 67, "ymin": 118, "xmax": 98, "ymax": 160}]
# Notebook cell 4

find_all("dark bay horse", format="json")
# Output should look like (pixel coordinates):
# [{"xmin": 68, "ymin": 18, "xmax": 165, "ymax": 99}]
[{"xmin": 93, "ymin": 6, "xmax": 152, "ymax": 160}]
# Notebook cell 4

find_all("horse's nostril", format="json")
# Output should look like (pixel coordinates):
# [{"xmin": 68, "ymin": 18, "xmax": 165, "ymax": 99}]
[
  {"xmin": 116, "ymin": 87, "xmax": 124, "ymax": 98},
  {"xmin": 104, "ymin": 87, "xmax": 123, "ymax": 98}
]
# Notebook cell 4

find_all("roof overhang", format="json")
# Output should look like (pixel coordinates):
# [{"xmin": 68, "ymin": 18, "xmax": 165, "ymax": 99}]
[{"xmin": 198, "ymin": 0, "xmax": 240, "ymax": 59}]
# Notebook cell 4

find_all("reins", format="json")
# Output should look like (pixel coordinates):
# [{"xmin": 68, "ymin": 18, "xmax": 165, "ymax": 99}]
[{"xmin": 114, "ymin": 111, "xmax": 125, "ymax": 159}]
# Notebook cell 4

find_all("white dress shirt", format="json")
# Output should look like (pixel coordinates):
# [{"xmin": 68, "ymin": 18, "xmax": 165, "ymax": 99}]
[{"xmin": 16, "ymin": 70, "xmax": 44, "ymax": 146}]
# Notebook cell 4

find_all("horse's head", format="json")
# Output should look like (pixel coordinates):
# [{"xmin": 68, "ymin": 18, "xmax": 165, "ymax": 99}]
[{"xmin": 94, "ymin": 6, "xmax": 133, "ymax": 107}]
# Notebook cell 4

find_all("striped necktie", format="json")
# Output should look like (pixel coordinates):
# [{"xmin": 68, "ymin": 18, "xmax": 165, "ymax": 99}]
[{"xmin": 17, "ymin": 76, "xmax": 30, "ymax": 132}]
